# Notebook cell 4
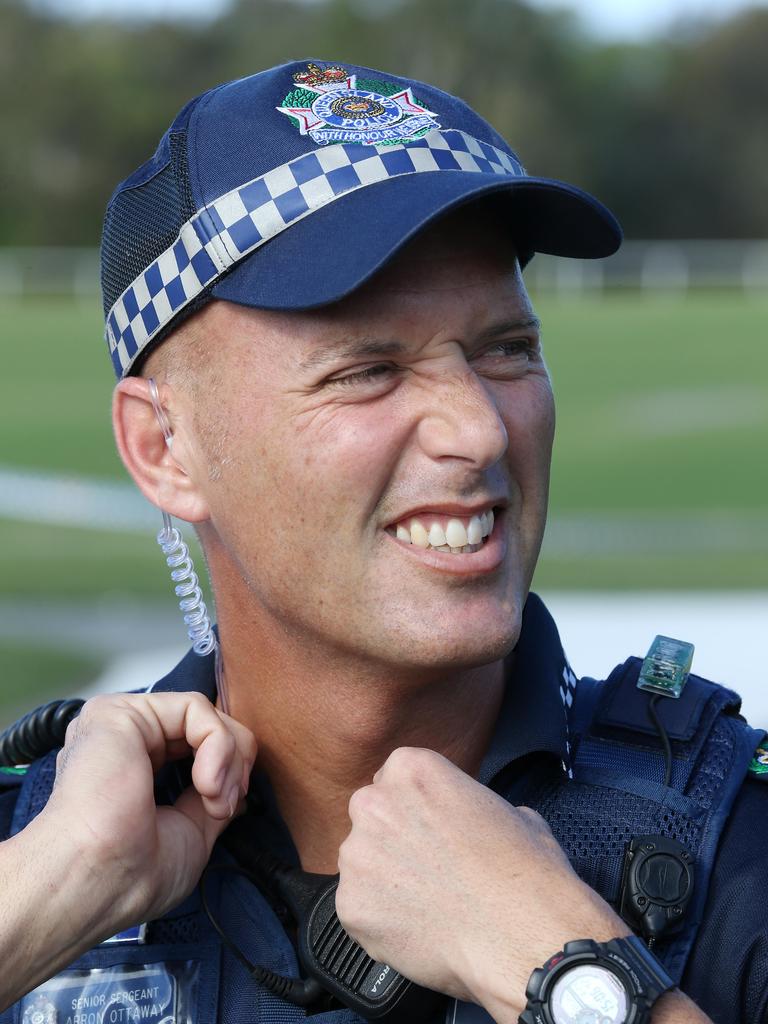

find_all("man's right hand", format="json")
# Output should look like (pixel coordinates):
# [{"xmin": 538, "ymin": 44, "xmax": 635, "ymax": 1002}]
[{"xmin": 0, "ymin": 691, "xmax": 256, "ymax": 1011}]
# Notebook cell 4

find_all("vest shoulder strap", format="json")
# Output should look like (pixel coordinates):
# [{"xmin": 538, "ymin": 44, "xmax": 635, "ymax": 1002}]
[{"xmin": 531, "ymin": 658, "xmax": 764, "ymax": 984}]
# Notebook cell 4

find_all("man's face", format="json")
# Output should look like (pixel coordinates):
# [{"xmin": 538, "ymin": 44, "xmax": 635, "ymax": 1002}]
[{"xmin": 189, "ymin": 209, "xmax": 555, "ymax": 674}]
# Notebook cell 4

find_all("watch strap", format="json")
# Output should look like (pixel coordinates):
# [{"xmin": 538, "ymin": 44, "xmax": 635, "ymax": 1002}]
[{"xmin": 607, "ymin": 934, "xmax": 675, "ymax": 1004}]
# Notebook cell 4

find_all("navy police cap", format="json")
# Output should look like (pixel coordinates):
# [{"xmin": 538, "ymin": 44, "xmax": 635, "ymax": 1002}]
[{"xmin": 101, "ymin": 59, "xmax": 622, "ymax": 378}]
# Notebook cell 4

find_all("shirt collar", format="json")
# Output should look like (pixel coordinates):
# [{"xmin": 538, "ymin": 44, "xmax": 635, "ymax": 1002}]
[
  {"xmin": 478, "ymin": 592, "xmax": 573, "ymax": 786},
  {"xmin": 152, "ymin": 591, "xmax": 574, "ymax": 785}
]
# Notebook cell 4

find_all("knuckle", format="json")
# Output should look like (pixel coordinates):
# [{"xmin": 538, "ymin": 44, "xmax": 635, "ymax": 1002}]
[
  {"xmin": 387, "ymin": 745, "xmax": 425, "ymax": 775},
  {"xmin": 78, "ymin": 694, "xmax": 106, "ymax": 720},
  {"xmin": 336, "ymin": 836, "xmax": 351, "ymax": 867},
  {"xmin": 387, "ymin": 745, "xmax": 442, "ymax": 788},
  {"xmin": 219, "ymin": 727, "xmax": 236, "ymax": 754},
  {"xmin": 63, "ymin": 717, "xmax": 80, "ymax": 745},
  {"xmin": 517, "ymin": 805, "xmax": 556, "ymax": 838},
  {"xmin": 347, "ymin": 784, "xmax": 372, "ymax": 820},
  {"xmin": 185, "ymin": 691, "xmax": 211, "ymax": 715}
]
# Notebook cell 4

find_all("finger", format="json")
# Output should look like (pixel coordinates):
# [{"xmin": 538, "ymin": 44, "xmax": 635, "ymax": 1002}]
[
  {"xmin": 133, "ymin": 692, "xmax": 256, "ymax": 777},
  {"xmin": 191, "ymin": 723, "xmax": 256, "ymax": 817},
  {"xmin": 53, "ymin": 693, "xmax": 256, "ymax": 814},
  {"xmin": 69, "ymin": 692, "xmax": 218, "ymax": 773},
  {"xmin": 153, "ymin": 794, "xmax": 235, "ymax": 908}
]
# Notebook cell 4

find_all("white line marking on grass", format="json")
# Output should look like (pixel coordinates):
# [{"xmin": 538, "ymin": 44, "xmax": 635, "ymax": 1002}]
[
  {"xmin": 0, "ymin": 464, "xmax": 157, "ymax": 531},
  {"xmin": 618, "ymin": 385, "xmax": 768, "ymax": 437},
  {"xmin": 543, "ymin": 514, "xmax": 768, "ymax": 554}
]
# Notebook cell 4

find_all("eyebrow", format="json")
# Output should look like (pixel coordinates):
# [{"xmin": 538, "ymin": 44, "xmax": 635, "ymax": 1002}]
[
  {"xmin": 297, "ymin": 317, "xmax": 541, "ymax": 372},
  {"xmin": 298, "ymin": 338, "xmax": 407, "ymax": 372},
  {"xmin": 475, "ymin": 316, "xmax": 541, "ymax": 342}
]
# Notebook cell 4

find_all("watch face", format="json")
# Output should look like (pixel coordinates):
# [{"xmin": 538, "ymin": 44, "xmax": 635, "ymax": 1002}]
[{"xmin": 549, "ymin": 963, "xmax": 630, "ymax": 1024}]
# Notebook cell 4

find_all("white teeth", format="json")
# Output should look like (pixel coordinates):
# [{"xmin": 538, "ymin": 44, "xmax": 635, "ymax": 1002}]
[
  {"xmin": 445, "ymin": 518, "xmax": 468, "ymax": 548},
  {"xmin": 395, "ymin": 510, "xmax": 496, "ymax": 553},
  {"xmin": 410, "ymin": 520, "xmax": 429, "ymax": 548},
  {"xmin": 428, "ymin": 523, "xmax": 447, "ymax": 547},
  {"xmin": 467, "ymin": 515, "xmax": 483, "ymax": 545},
  {"xmin": 480, "ymin": 510, "xmax": 495, "ymax": 538}
]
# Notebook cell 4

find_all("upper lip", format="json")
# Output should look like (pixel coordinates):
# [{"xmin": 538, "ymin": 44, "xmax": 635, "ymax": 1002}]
[{"xmin": 385, "ymin": 499, "xmax": 507, "ymax": 527}]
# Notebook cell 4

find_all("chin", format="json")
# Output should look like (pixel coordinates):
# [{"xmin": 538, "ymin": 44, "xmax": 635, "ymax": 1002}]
[{"xmin": 380, "ymin": 606, "xmax": 524, "ymax": 674}]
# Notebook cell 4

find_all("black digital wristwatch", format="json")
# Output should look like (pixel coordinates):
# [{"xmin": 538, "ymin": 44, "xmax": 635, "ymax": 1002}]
[{"xmin": 519, "ymin": 935, "xmax": 675, "ymax": 1024}]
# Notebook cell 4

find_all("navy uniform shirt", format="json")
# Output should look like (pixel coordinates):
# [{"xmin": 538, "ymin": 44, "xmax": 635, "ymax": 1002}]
[{"xmin": 1, "ymin": 593, "xmax": 766, "ymax": 1022}]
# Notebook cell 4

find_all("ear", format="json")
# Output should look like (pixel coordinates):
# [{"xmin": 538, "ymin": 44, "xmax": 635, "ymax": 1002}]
[{"xmin": 112, "ymin": 377, "xmax": 211, "ymax": 523}]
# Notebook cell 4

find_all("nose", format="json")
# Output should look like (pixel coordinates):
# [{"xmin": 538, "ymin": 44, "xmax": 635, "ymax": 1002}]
[{"xmin": 416, "ymin": 368, "xmax": 509, "ymax": 469}]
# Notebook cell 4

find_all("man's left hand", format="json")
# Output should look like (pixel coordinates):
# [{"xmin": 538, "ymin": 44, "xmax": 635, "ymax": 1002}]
[{"xmin": 336, "ymin": 747, "xmax": 628, "ymax": 1019}]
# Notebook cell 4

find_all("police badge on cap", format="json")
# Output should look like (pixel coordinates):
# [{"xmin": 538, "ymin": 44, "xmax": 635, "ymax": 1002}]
[{"xmin": 277, "ymin": 62, "xmax": 440, "ymax": 146}]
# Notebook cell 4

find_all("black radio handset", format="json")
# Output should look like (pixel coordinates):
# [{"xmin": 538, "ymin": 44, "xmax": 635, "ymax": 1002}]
[
  {"xmin": 202, "ymin": 816, "xmax": 444, "ymax": 1020},
  {"xmin": 279, "ymin": 866, "xmax": 441, "ymax": 1020}
]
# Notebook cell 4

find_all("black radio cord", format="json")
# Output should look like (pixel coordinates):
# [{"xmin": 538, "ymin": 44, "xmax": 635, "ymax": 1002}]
[
  {"xmin": 648, "ymin": 694, "xmax": 673, "ymax": 788},
  {"xmin": 200, "ymin": 863, "xmax": 327, "ymax": 1007}
]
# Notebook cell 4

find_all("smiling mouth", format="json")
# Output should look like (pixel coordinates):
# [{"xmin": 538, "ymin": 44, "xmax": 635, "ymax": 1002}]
[{"xmin": 388, "ymin": 508, "xmax": 496, "ymax": 554}]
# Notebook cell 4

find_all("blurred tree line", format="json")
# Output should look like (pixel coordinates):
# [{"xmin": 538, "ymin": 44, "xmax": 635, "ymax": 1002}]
[{"xmin": 1, "ymin": 0, "xmax": 766, "ymax": 245}]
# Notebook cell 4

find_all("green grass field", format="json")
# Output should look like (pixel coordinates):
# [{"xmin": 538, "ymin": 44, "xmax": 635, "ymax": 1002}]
[{"xmin": 1, "ymin": 291, "xmax": 767, "ymax": 716}]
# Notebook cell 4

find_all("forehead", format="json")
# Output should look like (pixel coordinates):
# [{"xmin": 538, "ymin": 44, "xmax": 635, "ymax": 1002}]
[{"xmin": 309, "ymin": 210, "xmax": 529, "ymax": 336}]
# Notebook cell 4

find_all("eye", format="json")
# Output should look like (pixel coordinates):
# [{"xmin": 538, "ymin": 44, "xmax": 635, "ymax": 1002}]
[
  {"xmin": 326, "ymin": 363, "xmax": 398, "ymax": 388},
  {"xmin": 473, "ymin": 338, "xmax": 540, "ymax": 377}
]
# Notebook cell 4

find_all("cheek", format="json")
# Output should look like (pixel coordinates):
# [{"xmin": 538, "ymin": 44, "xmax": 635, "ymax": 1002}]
[
  {"xmin": 207, "ymin": 403, "xmax": 407, "ymax": 579},
  {"xmin": 290, "ymin": 402, "xmax": 410, "ymax": 520},
  {"xmin": 498, "ymin": 380, "xmax": 556, "ymax": 477}
]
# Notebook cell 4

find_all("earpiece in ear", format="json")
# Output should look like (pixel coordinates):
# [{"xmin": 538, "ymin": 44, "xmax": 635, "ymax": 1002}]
[{"xmin": 147, "ymin": 377, "xmax": 218, "ymax": 659}]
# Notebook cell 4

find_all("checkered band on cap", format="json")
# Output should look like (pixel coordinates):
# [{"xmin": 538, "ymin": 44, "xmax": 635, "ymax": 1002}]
[{"xmin": 105, "ymin": 128, "xmax": 525, "ymax": 378}]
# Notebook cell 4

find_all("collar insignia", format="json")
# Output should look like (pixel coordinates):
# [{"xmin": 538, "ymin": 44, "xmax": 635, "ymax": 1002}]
[{"xmin": 278, "ymin": 63, "xmax": 440, "ymax": 147}]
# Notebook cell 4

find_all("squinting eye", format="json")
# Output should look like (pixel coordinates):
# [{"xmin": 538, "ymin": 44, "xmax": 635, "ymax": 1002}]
[
  {"xmin": 493, "ymin": 340, "xmax": 534, "ymax": 358},
  {"xmin": 327, "ymin": 364, "xmax": 397, "ymax": 387},
  {"xmin": 474, "ymin": 339, "xmax": 538, "ymax": 373}
]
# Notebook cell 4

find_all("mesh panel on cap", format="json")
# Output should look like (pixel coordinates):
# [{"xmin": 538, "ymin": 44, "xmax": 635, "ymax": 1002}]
[{"xmin": 101, "ymin": 132, "xmax": 196, "ymax": 318}]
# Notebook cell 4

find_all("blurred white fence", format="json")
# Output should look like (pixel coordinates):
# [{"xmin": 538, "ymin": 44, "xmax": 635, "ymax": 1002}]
[{"xmin": 1, "ymin": 241, "xmax": 767, "ymax": 297}]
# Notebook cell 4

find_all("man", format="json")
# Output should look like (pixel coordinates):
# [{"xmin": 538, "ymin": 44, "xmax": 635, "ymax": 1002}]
[{"xmin": 0, "ymin": 61, "xmax": 765, "ymax": 1024}]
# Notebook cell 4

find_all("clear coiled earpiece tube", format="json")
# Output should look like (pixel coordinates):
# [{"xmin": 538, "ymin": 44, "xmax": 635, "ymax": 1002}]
[
  {"xmin": 148, "ymin": 377, "xmax": 228, "ymax": 713},
  {"xmin": 157, "ymin": 516, "xmax": 217, "ymax": 657}
]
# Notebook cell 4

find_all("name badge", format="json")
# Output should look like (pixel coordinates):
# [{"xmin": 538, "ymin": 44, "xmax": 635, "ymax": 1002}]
[{"xmin": 21, "ymin": 964, "xmax": 182, "ymax": 1024}]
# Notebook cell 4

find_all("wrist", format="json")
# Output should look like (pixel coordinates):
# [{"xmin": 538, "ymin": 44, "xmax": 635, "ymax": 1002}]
[
  {"xmin": 465, "ymin": 887, "xmax": 631, "ymax": 1022},
  {"xmin": 26, "ymin": 805, "xmax": 141, "ymax": 942},
  {"xmin": 0, "ymin": 817, "xmax": 127, "ymax": 1011}
]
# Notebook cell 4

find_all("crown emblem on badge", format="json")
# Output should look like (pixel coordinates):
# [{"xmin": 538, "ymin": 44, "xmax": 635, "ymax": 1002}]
[
  {"xmin": 277, "ymin": 63, "xmax": 440, "ymax": 147},
  {"xmin": 293, "ymin": 62, "xmax": 349, "ymax": 88}
]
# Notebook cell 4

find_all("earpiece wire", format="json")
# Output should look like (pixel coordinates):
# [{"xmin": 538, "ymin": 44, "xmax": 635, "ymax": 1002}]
[{"xmin": 147, "ymin": 377, "xmax": 229, "ymax": 715}]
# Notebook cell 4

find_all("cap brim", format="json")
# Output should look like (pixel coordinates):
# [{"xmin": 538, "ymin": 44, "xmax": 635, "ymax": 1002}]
[{"xmin": 211, "ymin": 169, "xmax": 621, "ymax": 312}]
